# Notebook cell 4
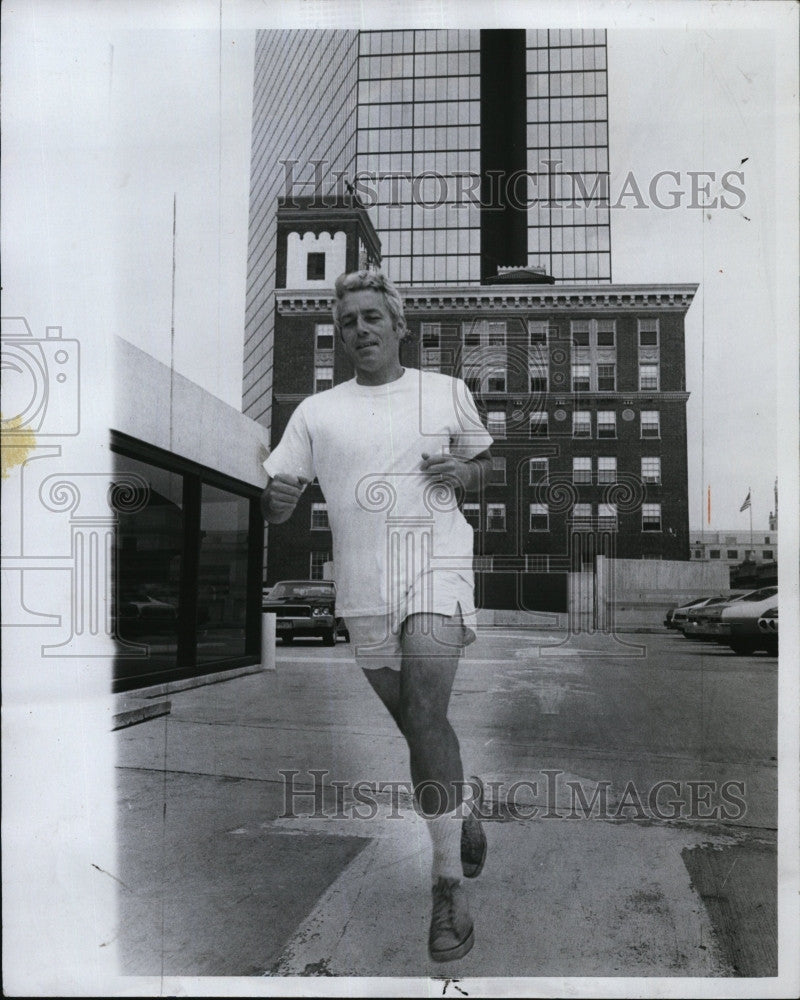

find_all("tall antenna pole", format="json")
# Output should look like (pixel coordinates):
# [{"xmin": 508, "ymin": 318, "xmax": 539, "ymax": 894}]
[{"xmin": 169, "ymin": 193, "xmax": 177, "ymax": 452}]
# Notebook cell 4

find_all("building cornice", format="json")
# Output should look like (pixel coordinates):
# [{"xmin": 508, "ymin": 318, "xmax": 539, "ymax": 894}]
[
  {"xmin": 276, "ymin": 283, "xmax": 699, "ymax": 315},
  {"xmin": 273, "ymin": 390, "xmax": 691, "ymax": 405}
]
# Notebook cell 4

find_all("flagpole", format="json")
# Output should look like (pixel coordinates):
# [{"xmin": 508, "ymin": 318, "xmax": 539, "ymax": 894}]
[{"xmin": 749, "ymin": 485, "xmax": 753, "ymax": 551}]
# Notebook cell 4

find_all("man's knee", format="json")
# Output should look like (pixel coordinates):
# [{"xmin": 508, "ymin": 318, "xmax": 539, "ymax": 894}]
[{"xmin": 399, "ymin": 676, "xmax": 450, "ymax": 739}]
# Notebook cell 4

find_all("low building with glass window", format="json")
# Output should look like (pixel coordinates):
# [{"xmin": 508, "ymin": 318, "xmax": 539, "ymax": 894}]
[
  {"xmin": 112, "ymin": 339, "xmax": 270, "ymax": 691},
  {"xmin": 266, "ymin": 199, "xmax": 696, "ymax": 613}
]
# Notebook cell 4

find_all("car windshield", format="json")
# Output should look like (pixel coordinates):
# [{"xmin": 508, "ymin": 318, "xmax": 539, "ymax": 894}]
[
  {"xmin": 270, "ymin": 583, "xmax": 334, "ymax": 599},
  {"xmin": 738, "ymin": 587, "xmax": 778, "ymax": 602}
]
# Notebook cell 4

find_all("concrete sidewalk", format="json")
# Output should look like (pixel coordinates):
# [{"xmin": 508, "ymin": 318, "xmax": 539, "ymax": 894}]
[{"xmin": 115, "ymin": 633, "xmax": 772, "ymax": 979}]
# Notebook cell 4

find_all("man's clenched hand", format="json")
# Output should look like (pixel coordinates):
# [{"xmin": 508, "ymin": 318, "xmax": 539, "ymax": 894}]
[
  {"xmin": 261, "ymin": 474, "xmax": 309, "ymax": 523},
  {"xmin": 420, "ymin": 451, "xmax": 489, "ymax": 494}
]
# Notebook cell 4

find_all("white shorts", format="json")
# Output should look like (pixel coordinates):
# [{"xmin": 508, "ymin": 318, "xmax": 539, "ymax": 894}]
[{"xmin": 346, "ymin": 605, "xmax": 476, "ymax": 670}]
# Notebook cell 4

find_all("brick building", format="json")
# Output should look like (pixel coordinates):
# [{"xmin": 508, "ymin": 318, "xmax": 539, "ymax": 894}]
[{"xmin": 266, "ymin": 201, "xmax": 696, "ymax": 612}]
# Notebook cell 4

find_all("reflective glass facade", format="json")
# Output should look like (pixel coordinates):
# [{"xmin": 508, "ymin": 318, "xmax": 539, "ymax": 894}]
[
  {"xmin": 357, "ymin": 30, "xmax": 481, "ymax": 284},
  {"xmin": 245, "ymin": 30, "xmax": 359, "ymax": 428},
  {"xmin": 525, "ymin": 29, "xmax": 611, "ymax": 281}
]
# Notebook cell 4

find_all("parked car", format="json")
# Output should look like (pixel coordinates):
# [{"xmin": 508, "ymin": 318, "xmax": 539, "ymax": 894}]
[
  {"xmin": 721, "ymin": 589, "xmax": 779, "ymax": 655},
  {"xmin": 262, "ymin": 579, "xmax": 348, "ymax": 646},
  {"xmin": 670, "ymin": 596, "xmax": 727, "ymax": 632},
  {"xmin": 757, "ymin": 607, "xmax": 778, "ymax": 655},
  {"xmin": 682, "ymin": 589, "xmax": 768, "ymax": 641},
  {"xmin": 682, "ymin": 597, "xmax": 738, "ymax": 640},
  {"xmin": 664, "ymin": 596, "xmax": 710, "ymax": 629}
]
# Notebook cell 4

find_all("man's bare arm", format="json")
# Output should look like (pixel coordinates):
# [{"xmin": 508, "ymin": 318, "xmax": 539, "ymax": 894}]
[
  {"xmin": 419, "ymin": 449, "xmax": 493, "ymax": 495},
  {"xmin": 261, "ymin": 474, "xmax": 309, "ymax": 523}
]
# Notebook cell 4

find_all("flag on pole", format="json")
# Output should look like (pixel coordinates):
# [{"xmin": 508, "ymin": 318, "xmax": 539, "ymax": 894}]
[{"xmin": 739, "ymin": 491, "xmax": 751, "ymax": 512}]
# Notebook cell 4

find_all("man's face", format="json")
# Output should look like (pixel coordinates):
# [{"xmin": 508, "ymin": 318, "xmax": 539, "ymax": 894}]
[{"xmin": 337, "ymin": 288, "xmax": 404, "ymax": 385}]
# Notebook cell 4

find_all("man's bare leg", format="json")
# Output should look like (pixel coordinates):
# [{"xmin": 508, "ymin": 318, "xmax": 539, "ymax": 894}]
[
  {"xmin": 398, "ymin": 616, "xmax": 463, "ymax": 816},
  {"xmin": 361, "ymin": 613, "xmax": 463, "ymax": 814}
]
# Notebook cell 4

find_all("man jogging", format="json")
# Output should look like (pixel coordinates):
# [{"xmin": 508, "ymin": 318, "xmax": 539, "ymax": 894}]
[{"xmin": 261, "ymin": 270, "xmax": 492, "ymax": 963}]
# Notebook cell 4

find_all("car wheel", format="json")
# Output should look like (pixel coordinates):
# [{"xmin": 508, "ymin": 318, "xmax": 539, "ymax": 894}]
[
  {"xmin": 728, "ymin": 638, "xmax": 755, "ymax": 655},
  {"xmin": 322, "ymin": 629, "xmax": 336, "ymax": 647}
]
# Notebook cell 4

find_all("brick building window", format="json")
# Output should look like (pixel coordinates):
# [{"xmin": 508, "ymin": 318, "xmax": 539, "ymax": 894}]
[
  {"xmin": 462, "ymin": 503, "xmax": 481, "ymax": 528},
  {"xmin": 490, "ymin": 456, "xmax": 506, "ymax": 485},
  {"xmin": 597, "ymin": 456, "xmax": 617, "ymax": 483},
  {"xmin": 530, "ymin": 412, "xmax": 548, "ymax": 438},
  {"xmin": 572, "ymin": 503, "xmax": 593, "ymax": 529},
  {"xmin": 598, "ymin": 502, "xmax": 617, "ymax": 529},
  {"xmin": 596, "ymin": 322, "xmax": 615, "ymax": 347},
  {"xmin": 421, "ymin": 323, "xmax": 441, "ymax": 372},
  {"xmin": 487, "ymin": 322, "xmax": 507, "ymax": 346},
  {"xmin": 310, "ymin": 502, "xmax": 329, "ymax": 530},
  {"xmin": 709, "ymin": 549, "xmax": 720, "ymax": 559},
  {"xmin": 529, "ymin": 457, "xmax": 548, "ymax": 484},
  {"xmin": 572, "ymin": 363, "xmax": 591, "ymax": 392},
  {"xmin": 307, "ymin": 252, "xmax": 326, "ymax": 280},
  {"xmin": 529, "ymin": 365, "xmax": 548, "ymax": 393},
  {"xmin": 529, "ymin": 503, "xmax": 549, "ymax": 531},
  {"xmin": 487, "ymin": 410, "xmax": 506, "ymax": 438},
  {"xmin": 314, "ymin": 323, "xmax": 334, "ymax": 392},
  {"xmin": 310, "ymin": 551, "xmax": 331, "ymax": 579},
  {"xmin": 597, "ymin": 363, "xmax": 616, "ymax": 391},
  {"xmin": 573, "ymin": 457, "xmax": 592, "ymax": 483},
  {"xmin": 571, "ymin": 319, "xmax": 616, "ymax": 390},
  {"xmin": 573, "ymin": 410, "xmax": 591, "ymax": 438},
  {"xmin": 642, "ymin": 504, "xmax": 662, "ymax": 532},
  {"xmin": 638, "ymin": 319, "xmax": 659, "ymax": 347},
  {"xmin": 727, "ymin": 549, "xmax": 738, "ymax": 559},
  {"xmin": 486, "ymin": 366, "xmax": 507, "ymax": 393},
  {"xmin": 528, "ymin": 320, "xmax": 549, "ymax": 345},
  {"xmin": 572, "ymin": 325, "xmax": 590, "ymax": 347},
  {"xmin": 641, "ymin": 410, "xmax": 660, "ymax": 438},
  {"xmin": 639, "ymin": 363, "xmax": 660, "ymax": 390},
  {"xmin": 314, "ymin": 365, "xmax": 333, "ymax": 392},
  {"xmin": 597, "ymin": 410, "xmax": 616, "ymax": 438},
  {"xmin": 315, "ymin": 324, "xmax": 334, "ymax": 350},
  {"xmin": 763, "ymin": 550, "xmax": 774, "ymax": 560},
  {"xmin": 487, "ymin": 503, "xmax": 506, "ymax": 531},
  {"xmin": 641, "ymin": 456, "xmax": 661, "ymax": 483},
  {"xmin": 638, "ymin": 319, "xmax": 660, "ymax": 391}
]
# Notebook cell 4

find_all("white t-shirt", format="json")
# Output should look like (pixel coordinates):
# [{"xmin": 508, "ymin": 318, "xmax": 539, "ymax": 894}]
[{"xmin": 263, "ymin": 368, "xmax": 493, "ymax": 618}]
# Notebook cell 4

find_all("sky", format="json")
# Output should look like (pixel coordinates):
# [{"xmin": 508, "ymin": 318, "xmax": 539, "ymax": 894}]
[{"xmin": 2, "ymin": 1, "xmax": 796, "ymax": 535}]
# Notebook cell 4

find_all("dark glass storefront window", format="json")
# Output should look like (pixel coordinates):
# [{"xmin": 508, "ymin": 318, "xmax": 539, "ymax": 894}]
[
  {"xmin": 112, "ymin": 434, "xmax": 263, "ymax": 691},
  {"xmin": 196, "ymin": 485, "xmax": 250, "ymax": 664},
  {"xmin": 115, "ymin": 455, "xmax": 183, "ymax": 678}
]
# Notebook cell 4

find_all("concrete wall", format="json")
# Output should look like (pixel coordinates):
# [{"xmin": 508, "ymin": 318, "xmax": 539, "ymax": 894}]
[
  {"xmin": 599, "ymin": 557, "xmax": 731, "ymax": 626},
  {"xmin": 114, "ymin": 337, "xmax": 269, "ymax": 488}
]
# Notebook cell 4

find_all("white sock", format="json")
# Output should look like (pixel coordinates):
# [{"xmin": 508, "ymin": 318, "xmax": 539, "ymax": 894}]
[{"xmin": 426, "ymin": 806, "xmax": 463, "ymax": 882}]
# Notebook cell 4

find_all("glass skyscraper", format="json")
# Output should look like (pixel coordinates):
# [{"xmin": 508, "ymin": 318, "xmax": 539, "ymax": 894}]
[{"xmin": 245, "ymin": 28, "xmax": 611, "ymax": 426}]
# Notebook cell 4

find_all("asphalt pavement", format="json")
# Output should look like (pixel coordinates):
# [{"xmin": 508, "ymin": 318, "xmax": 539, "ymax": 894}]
[{"xmin": 115, "ymin": 627, "xmax": 778, "ymax": 981}]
